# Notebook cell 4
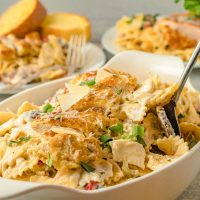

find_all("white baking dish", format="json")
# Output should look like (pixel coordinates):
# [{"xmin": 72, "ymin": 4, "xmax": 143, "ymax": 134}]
[{"xmin": 0, "ymin": 51, "xmax": 199, "ymax": 200}]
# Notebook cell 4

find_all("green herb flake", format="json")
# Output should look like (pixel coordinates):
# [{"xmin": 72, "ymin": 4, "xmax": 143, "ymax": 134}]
[
  {"xmin": 132, "ymin": 125, "xmax": 145, "ymax": 138},
  {"xmin": 99, "ymin": 134, "xmax": 112, "ymax": 149},
  {"xmin": 126, "ymin": 15, "xmax": 135, "ymax": 24},
  {"xmin": 80, "ymin": 162, "xmax": 95, "ymax": 173},
  {"xmin": 131, "ymin": 125, "xmax": 146, "ymax": 147},
  {"xmin": 99, "ymin": 134, "xmax": 113, "ymax": 149},
  {"xmin": 47, "ymin": 153, "xmax": 53, "ymax": 168},
  {"xmin": 8, "ymin": 140, "xmax": 19, "ymax": 146},
  {"xmin": 109, "ymin": 123, "xmax": 123, "ymax": 134},
  {"xmin": 137, "ymin": 136, "xmax": 147, "ymax": 147},
  {"xmin": 19, "ymin": 136, "xmax": 31, "ymax": 142},
  {"xmin": 125, "ymin": 97, "xmax": 130, "ymax": 101},
  {"xmin": 100, "ymin": 134, "xmax": 113, "ymax": 144},
  {"xmin": 115, "ymin": 88, "xmax": 122, "ymax": 95},
  {"xmin": 43, "ymin": 103, "xmax": 54, "ymax": 113},
  {"xmin": 8, "ymin": 136, "xmax": 31, "ymax": 146},
  {"xmin": 80, "ymin": 79, "xmax": 96, "ymax": 87}
]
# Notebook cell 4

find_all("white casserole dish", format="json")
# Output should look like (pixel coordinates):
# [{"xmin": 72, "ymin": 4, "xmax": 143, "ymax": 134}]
[{"xmin": 0, "ymin": 51, "xmax": 199, "ymax": 200}]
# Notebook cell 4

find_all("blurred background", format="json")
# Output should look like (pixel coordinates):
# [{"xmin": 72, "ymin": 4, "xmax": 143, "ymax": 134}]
[{"xmin": 0, "ymin": 0, "xmax": 184, "ymax": 42}]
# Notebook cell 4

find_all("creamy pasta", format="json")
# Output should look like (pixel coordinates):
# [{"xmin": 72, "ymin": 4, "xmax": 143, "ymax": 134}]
[
  {"xmin": 0, "ymin": 68, "xmax": 199, "ymax": 190},
  {"xmin": 115, "ymin": 13, "xmax": 200, "ymax": 63}
]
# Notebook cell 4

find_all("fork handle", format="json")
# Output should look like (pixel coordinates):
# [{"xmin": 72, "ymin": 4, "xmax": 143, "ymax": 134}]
[{"xmin": 175, "ymin": 41, "xmax": 200, "ymax": 103}]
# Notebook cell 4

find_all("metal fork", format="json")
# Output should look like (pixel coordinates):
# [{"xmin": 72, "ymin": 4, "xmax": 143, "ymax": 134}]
[
  {"xmin": 66, "ymin": 34, "xmax": 87, "ymax": 75},
  {"xmin": 159, "ymin": 41, "xmax": 200, "ymax": 137}
]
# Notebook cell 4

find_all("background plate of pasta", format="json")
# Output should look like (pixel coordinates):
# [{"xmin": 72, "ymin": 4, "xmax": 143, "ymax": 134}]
[
  {"xmin": 0, "ymin": 0, "xmax": 106, "ymax": 95},
  {"xmin": 0, "ymin": 51, "xmax": 200, "ymax": 200},
  {"xmin": 101, "ymin": 13, "xmax": 200, "ymax": 68}
]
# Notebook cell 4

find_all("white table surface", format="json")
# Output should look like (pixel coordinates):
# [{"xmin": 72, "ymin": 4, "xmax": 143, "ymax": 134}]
[{"xmin": 0, "ymin": 1, "xmax": 199, "ymax": 199}]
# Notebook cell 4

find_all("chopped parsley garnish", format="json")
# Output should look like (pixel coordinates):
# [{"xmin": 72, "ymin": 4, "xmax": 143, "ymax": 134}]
[
  {"xmin": 80, "ymin": 79, "xmax": 96, "ymax": 87},
  {"xmin": 8, "ymin": 140, "xmax": 18, "ymax": 146},
  {"xmin": 132, "ymin": 125, "xmax": 145, "ymax": 137},
  {"xmin": 125, "ymin": 97, "xmax": 129, "ymax": 101},
  {"xmin": 120, "ymin": 125, "xmax": 147, "ymax": 147},
  {"xmin": 109, "ymin": 123, "xmax": 123, "ymax": 134},
  {"xmin": 115, "ymin": 88, "xmax": 122, "ymax": 95},
  {"xmin": 178, "ymin": 113, "xmax": 185, "ymax": 119},
  {"xmin": 99, "ymin": 134, "xmax": 113, "ymax": 149},
  {"xmin": 43, "ymin": 103, "xmax": 54, "ymax": 113},
  {"xmin": 137, "ymin": 136, "xmax": 147, "ymax": 147},
  {"xmin": 19, "ymin": 136, "xmax": 31, "ymax": 142},
  {"xmin": 8, "ymin": 136, "xmax": 31, "ymax": 146},
  {"xmin": 80, "ymin": 162, "xmax": 95, "ymax": 173},
  {"xmin": 8, "ymin": 140, "xmax": 19, "ymax": 146},
  {"xmin": 126, "ymin": 15, "xmax": 135, "ymax": 24},
  {"xmin": 100, "ymin": 134, "xmax": 112, "ymax": 143},
  {"xmin": 131, "ymin": 125, "xmax": 147, "ymax": 147},
  {"xmin": 47, "ymin": 153, "xmax": 53, "ymax": 168}
]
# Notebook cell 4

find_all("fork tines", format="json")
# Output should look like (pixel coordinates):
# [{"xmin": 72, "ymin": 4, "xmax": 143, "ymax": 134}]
[{"xmin": 66, "ymin": 34, "xmax": 86, "ymax": 75}]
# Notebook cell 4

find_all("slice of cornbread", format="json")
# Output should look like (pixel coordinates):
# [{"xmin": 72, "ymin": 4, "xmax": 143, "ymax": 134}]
[
  {"xmin": 0, "ymin": 0, "xmax": 47, "ymax": 37},
  {"xmin": 41, "ymin": 13, "xmax": 91, "ymax": 41}
]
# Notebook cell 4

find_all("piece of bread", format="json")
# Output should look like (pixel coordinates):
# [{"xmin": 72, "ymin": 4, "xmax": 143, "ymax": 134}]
[
  {"xmin": 41, "ymin": 13, "xmax": 91, "ymax": 41},
  {"xmin": 0, "ymin": 0, "xmax": 47, "ymax": 37}
]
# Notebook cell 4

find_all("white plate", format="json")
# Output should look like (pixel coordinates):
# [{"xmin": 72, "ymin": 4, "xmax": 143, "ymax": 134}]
[
  {"xmin": 101, "ymin": 26, "xmax": 118, "ymax": 55},
  {"xmin": 0, "ymin": 51, "xmax": 199, "ymax": 200},
  {"xmin": 0, "ymin": 43, "xmax": 106, "ymax": 95},
  {"xmin": 101, "ymin": 26, "xmax": 200, "ymax": 68}
]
